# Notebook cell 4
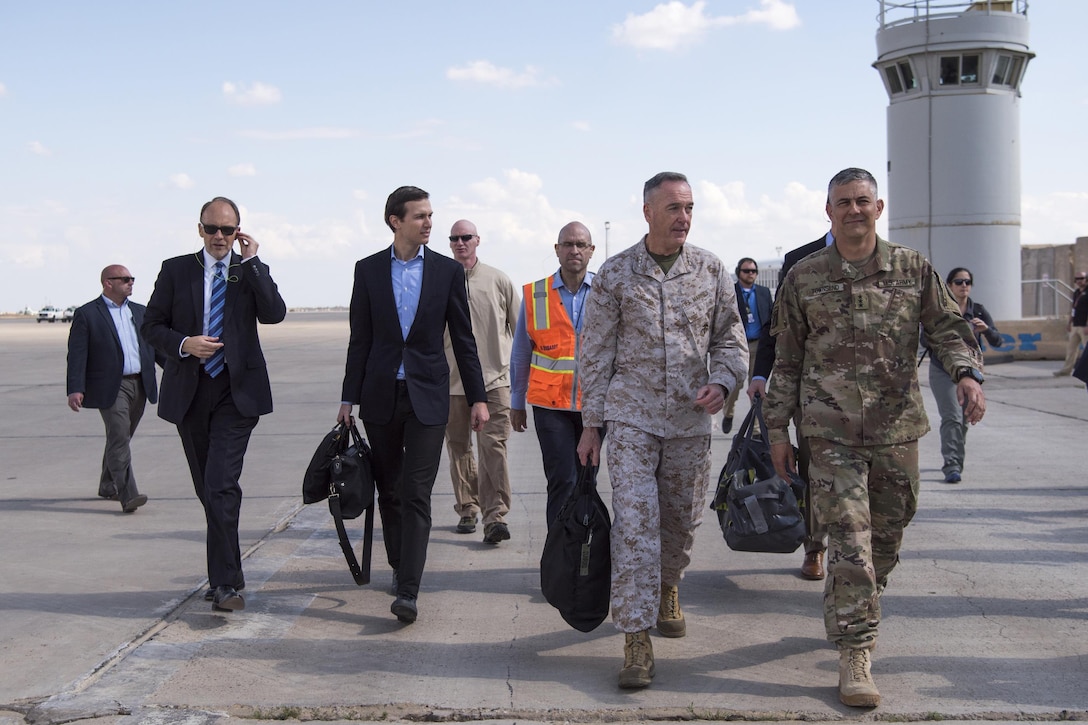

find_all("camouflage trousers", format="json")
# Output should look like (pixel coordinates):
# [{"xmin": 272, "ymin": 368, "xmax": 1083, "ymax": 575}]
[
  {"xmin": 606, "ymin": 422, "xmax": 711, "ymax": 633},
  {"xmin": 807, "ymin": 437, "xmax": 919, "ymax": 650}
]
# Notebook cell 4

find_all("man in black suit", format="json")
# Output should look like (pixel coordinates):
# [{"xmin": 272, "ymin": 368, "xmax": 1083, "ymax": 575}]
[
  {"xmin": 721, "ymin": 257, "xmax": 773, "ymax": 434},
  {"xmin": 338, "ymin": 185, "xmax": 489, "ymax": 625},
  {"xmin": 748, "ymin": 231, "xmax": 832, "ymax": 581},
  {"xmin": 66, "ymin": 265, "xmax": 160, "ymax": 513},
  {"xmin": 142, "ymin": 196, "xmax": 286, "ymax": 613}
]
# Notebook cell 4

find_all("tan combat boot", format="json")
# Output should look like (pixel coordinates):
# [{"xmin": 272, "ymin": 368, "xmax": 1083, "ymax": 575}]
[
  {"xmin": 656, "ymin": 583, "xmax": 686, "ymax": 638},
  {"xmin": 838, "ymin": 647, "xmax": 881, "ymax": 707},
  {"xmin": 618, "ymin": 630, "xmax": 655, "ymax": 689}
]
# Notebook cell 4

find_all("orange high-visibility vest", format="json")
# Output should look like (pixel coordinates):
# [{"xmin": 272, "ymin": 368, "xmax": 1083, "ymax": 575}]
[{"xmin": 523, "ymin": 276, "xmax": 581, "ymax": 411}]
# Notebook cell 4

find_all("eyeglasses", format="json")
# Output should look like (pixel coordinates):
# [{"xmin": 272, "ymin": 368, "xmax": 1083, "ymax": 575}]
[
  {"xmin": 107, "ymin": 276, "xmax": 135, "ymax": 283},
  {"xmin": 950, "ymin": 279, "xmax": 973, "ymax": 286},
  {"xmin": 449, "ymin": 234, "xmax": 476, "ymax": 243},
  {"xmin": 558, "ymin": 241, "xmax": 592, "ymax": 250},
  {"xmin": 739, "ymin": 268, "xmax": 759, "ymax": 274},
  {"xmin": 200, "ymin": 224, "xmax": 237, "ymax": 236},
  {"xmin": 1076, "ymin": 277, "xmax": 1087, "ymax": 281}
]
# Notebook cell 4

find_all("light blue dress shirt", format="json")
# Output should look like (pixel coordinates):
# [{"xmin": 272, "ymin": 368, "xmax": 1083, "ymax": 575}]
[
  {"xmin": 391, "ymin": 244, "xmax": 425, "ymax": 380},
  {"xmin": 102, "ymin": 296, "xmax": 141, "ymax": 375}
]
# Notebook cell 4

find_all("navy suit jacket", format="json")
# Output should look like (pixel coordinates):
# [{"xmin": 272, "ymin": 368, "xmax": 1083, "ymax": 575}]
[
  {"xmin": 142, "ymin": 251, "xmax": 286, "ymax": 424},
  {"xmin": 753, "ymin": 235, "xmax": 829, "ymax": 379},
  {"xmin": 735, "ymin": 282, "xmax": 772, "ymax": 341},
  {"xmin": 341, "ymin": 246, "xmax": 486, "ymax": 427},
  {"xmin": 66, "ymin": 297, "xmax": 160, "ymax": 408}
]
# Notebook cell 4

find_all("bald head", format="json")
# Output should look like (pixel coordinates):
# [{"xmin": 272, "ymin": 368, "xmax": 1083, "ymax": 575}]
[
  {"xmin": 100, "ymin": 264, "xmax": 134, "ymax": 305},
  {"xmin": 448, "ymin": 219, "xmax": 480, "ymax": 270},
  {"xmin": 555, "ymin": 221, "xmax": 594, "ymax": 285}
]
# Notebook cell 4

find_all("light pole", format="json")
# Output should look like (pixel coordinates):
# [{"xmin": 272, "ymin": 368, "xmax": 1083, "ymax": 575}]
[{"xmin": 604, "ymin": 221, "xmax": 610, "ymax": 258}]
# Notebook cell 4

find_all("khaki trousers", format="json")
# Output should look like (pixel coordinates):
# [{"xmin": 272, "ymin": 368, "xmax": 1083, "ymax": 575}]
[{"xmin": 446, "ymin": 388, "xmax": 512, "ymax": 525}]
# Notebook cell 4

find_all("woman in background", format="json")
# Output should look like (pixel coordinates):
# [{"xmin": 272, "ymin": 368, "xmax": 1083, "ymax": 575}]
[{"xmin": 929, "ymin": 267, "xmax": 1002, "ymax": 483}]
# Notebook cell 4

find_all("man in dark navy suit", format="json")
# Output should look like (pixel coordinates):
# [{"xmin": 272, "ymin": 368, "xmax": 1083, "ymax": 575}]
[
  {"xmin": 338, "ymin": 185, "xmax": 488, "ymax": 625},
  {"xmin": 66, "ymin": 265, "xmax": 160, "ymax": 513},
  {"xmin": 748, "ymin": 231, "xmax": 833, "ymax": 581},
  {"xmin": 143, "ymin": 196, "xmax": 286, "ymax": 613}
]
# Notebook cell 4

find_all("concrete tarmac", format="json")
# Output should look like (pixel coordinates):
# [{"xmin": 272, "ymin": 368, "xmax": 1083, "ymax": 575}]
[{"xmin": 1, "ymin": 312, "xmax": 1086, "ymax": 725}]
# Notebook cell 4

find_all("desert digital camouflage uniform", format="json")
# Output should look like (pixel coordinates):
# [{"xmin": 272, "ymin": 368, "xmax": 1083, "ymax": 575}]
[
  {"xmin": 764, "ymin": 236, "xmax": 981, "ymax": 649},
  {"xmin": 579, "ymin": 237, "xmax": 747, "ymax": 633}
]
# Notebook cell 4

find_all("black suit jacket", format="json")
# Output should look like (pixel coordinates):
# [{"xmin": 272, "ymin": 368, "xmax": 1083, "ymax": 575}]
[
  {"xmin": 752, "ymin": 235, "xmax": 829, "ymax": 379},
  {"xmin": 735, "ymin": 282, "xmax": 772, "ymax": 341},
  {"xmin": 66, "ymin": 297, "xmax": 160, "ymax": 408},
  {"xmin": 142, "ymin": 251, "xmax": 286, "ymax": 424},
  {"xmin": 341, "ymin": 246, "xmax": 486, "ymax": 427}
]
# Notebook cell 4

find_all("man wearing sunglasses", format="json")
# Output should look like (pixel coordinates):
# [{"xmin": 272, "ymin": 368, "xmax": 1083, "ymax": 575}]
[
  {"xmin": 442, "ymin": 220, "xmax": 518, "ymax": 545},
  {"xmin": 1055, "ymin": 271, "xmax": 1088, "ymax": 377},
  {"xmin": 142, "ymin": 196, "xmax": 287, "ymax": 614},
  {"xmin": 66, "ymin": 265, "xmax": 162, "ymax": 513},
  {"xmin": 720, "ymin": 257, "xmax": 771, "ymax": 435}
]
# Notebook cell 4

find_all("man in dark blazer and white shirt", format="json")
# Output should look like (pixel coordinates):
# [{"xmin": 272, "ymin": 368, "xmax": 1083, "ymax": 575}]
[
  {"xmin": 722, "ymin": 257, "xmax": 773, "ymax": 434},
  {"xmin": 338, "ymin": 185, "xmax": 489, "ymax": 625},
  {"xmin": 142, "ymin": 196, "xmax": 286, "ymax": 613},
  {"xmin": 67, "ymin": 265, "xmax": 160, "ymax": 513},
  {"xmin": 748, "ymin": 231, "xmax": 833, "ymax": 581}
]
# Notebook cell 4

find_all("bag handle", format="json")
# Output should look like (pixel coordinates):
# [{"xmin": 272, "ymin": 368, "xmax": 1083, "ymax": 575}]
[
  {"xmin": 732, "ymin": 395, "xmax": 771, "ymax": 464},
  {"xmin": 327, "ymin": 435, "xmax": 373, "ymax": 586}
]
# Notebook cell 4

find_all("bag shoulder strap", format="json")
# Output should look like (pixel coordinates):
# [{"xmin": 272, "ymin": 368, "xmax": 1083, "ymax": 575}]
[{"xmin": 329, "ymin": 457, "xmax": 373, "ymax": 586}]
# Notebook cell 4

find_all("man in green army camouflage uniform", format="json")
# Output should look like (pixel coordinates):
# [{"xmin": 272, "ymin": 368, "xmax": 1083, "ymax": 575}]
[
  {"xmin": 764, "ymin": 168, "xmax": 986, "ymax": 708},
  {"xmin": 577, "ymin": 172, "xmax": 748, "ymax": 689}
]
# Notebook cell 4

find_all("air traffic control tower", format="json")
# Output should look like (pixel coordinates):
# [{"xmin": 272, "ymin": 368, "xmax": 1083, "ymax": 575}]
[{"xmin": 874, "ymin": 1, "xmax": 1033, "ymax": 321}]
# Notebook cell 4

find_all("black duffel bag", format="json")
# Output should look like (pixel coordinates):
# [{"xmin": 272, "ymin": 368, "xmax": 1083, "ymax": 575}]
[
  {"xmin": 540, "ymin": 465, "xmax": 611, "ymax": 632},
  {"xmin": 712, "ymin": 397, "xmax": 806, "ymax": 554}
]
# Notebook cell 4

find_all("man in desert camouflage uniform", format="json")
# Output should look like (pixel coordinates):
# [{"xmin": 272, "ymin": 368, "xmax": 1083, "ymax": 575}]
[
  {"xmin": 577, "ymin": 171, "xmax": 747, "ymax": 690},
  {"xmin": 764, "ymin": 168, "xmax": 986, "ymax": 708}
]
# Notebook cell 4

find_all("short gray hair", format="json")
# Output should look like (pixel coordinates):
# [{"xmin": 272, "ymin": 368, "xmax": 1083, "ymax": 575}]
[
  {"xmin": 827, "ymin": 168, "xmax": 878, "ymax": 200},
  {"xmin": 643, "ymin": 172, "xmax": 688, "ymax": 202}
]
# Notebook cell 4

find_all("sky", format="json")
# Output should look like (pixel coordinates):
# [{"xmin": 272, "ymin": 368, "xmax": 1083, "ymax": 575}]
[{"xmin": 2, "ymin": 0, "xmax": 1086, "ymax": 312}]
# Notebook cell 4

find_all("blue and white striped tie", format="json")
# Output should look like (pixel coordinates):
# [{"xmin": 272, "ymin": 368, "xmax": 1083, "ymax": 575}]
[{"xmin": 205, "ymin": 261, "xmax": 226, "ymax": 377}]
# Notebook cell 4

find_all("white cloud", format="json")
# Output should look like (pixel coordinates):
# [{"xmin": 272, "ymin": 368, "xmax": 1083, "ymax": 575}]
[
  {"xmin": 169, "ymin": 173, "xmax": 195, "ymax": 189},
  {"xmin": 1022, "ymin": 191, "xmax": 1088, "ymax": 246},
  {"xmin": 613, "ymin": 0, "xmax": 800, "ymax": 51},
  {"xmin": 571, "ymin": 120, "xmax": 591, "ymax": 132},
  {"xmin": 27, "ymin": 141, "xmax": 50, "ymax": 156},
  {"xmin": 222, "ymin": 81, "xmax": 283, "ymax": 106},
  {"xmin": 446, "ymin": 61, "xmax": 557, "ymax": 89},
  {"xmin": 0, "ymin": 82, "xmax": 7, "ymax": 97},
  {"xmin": 228, "ymin": 163, "xmax": 257, "ymax": 177},
  {"xmin": 240, "ymin": 127, "xmax": 360, "ymax": 141}
]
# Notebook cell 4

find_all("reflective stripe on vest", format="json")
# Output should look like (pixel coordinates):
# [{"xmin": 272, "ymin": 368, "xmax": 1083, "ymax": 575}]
[{"xmin": 524, "ymin": 276, "xmax": 580, "ymax": 411}]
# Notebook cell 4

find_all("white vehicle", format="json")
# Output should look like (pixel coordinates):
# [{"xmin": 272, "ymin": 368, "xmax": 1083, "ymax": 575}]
[
  {"xmin": 37, "ymin": 306, "xmax": 60, "ymax": 323},
  {"xmin": 62, "ymin": 306, "xmax": 76, "ymax": 322}
]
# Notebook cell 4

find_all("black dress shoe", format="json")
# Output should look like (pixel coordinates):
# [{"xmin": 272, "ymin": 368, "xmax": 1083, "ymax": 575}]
[
  {"xmin": 212, "ymin": 585, "xmax": 245, "ymax": 612},
  {"xmin": 121, "ymin": 494, "xmax": 148, "ymax": 513},
  {"xmin": 721, "ymin": 416, "xmax": 734, "ymax": 434},
  {"xmin": 391, "ymin": 597, "xmax": 417, "ymax": 623},
  {"xmin": 204, "ymin": 574, "xmax": 246, "ymax": 596}
]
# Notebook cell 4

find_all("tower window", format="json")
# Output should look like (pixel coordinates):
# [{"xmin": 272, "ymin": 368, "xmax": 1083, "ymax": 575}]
[
  {"xmin": 898, "ymin": 61, "xmax": 917, "ymax": 90},
  {"xmin": 992, "ymin": 54, "xmax": 1025, "ymax": 88},
  {"xmin": 883, "ymin": 59, "xmax": 918, "ymax": 95},
  {"xmin": 939, "ymin": 54, "xmax": 980, "ymax": 86},
  {"xmin": 885, "ymin": 66, "xmax": 903, "ymax": 94}
]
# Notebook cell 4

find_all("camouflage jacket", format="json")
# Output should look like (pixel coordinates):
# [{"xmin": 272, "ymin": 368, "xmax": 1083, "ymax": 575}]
[
  {"xmin": 764, "ymin": 236, "xmax": 982, "ymax": 447},
  {"xmin": 579, "ymin": 237, "xmax": 748, "ymax": 438}
]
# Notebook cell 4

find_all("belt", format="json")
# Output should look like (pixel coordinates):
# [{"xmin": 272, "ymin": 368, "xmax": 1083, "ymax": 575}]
[{"xmin": 122, "ymin": 373, "xmax": 141, "ymax": 379}]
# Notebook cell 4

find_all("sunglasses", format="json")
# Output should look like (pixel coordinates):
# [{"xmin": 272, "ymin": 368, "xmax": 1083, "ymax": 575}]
[
  {"xmin": 739, "ymin": 268, "xmax": 759, "ymax": 274},
  {"xmin": 108, "ymin": 276, "xmax": 135, "ymax": 283},
  {"xmin": 201, "ymin": 224, "xmax": 237, "ymax": 236},
  {"xmin": 1076, "ymin": 277, "xmax": 1087, "ymax": 281},
  {"xmin": 449, "ymin": 234, "xmax": 476, "ymax": 243},
  {"xmin": 950, "ymin": 279, "xmax": 973, "ymax": 286}
]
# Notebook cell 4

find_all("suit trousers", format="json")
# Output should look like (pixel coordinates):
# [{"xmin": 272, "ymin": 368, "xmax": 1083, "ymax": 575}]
[
  {"xmin": 607, "ymin": 423, "xmax": 711, "ymax": 633},
  {"xmin": 177, "ymin": 369, "xmax": 257, "ymax": 589},
  {"xmin": 98, "ymin": 376, "xmax": 147, "ymax": 503},
  {"xmin": 365, "ymin": 381, "xmax": 446, "ymax": 600},
  {"xmin": 532, "ymin": 405, "xmax": 594, "ymax": 530},
  {"xmin": 445, "ymin": 388, "xmax": 512, "ymax": 525}
]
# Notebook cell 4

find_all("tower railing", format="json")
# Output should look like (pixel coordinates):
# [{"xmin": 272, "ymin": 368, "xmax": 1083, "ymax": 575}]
[
  {"xmin": 1022, "ymin": 278, "xmax": 1074, "ymax": 319},
  {"xmin": 877, "ymin": 1, "xmax": 1028, "ymax": 30}
]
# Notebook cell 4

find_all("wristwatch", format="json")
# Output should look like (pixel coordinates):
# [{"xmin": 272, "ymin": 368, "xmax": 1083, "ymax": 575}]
[{"xmin": 954, "ymin": 367, "xmax": 984, "ymax": 384}]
